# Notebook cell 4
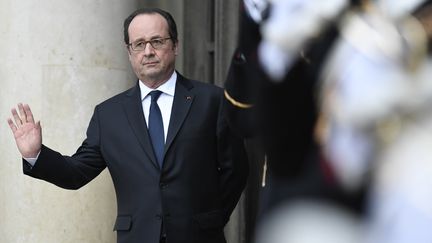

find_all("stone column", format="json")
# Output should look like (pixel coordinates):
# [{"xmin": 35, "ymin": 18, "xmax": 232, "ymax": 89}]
[{"xmin": 0, "ymin": 1, "xmax": 139, "ymax": 242}]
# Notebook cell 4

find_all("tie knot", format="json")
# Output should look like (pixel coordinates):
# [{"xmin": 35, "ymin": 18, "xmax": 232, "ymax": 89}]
[{"xmin": 149, "ymin": 90, "xmax": 162, "ymax": 102}]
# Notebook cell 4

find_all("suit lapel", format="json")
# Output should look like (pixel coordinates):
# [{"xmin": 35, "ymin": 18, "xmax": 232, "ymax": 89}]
[
  {"xmin": 165, "ymin": 74, "xmax": 194, "ymax": 153},
  {"xmin": 122, "ymin": 82, "xmax": 160, "ymax": 169}
]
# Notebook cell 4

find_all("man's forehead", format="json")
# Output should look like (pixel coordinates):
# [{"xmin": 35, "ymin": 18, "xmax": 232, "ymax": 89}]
[
  {"xmin": 129, "ymin": 14, "xmax": 169, "ymax": 37},
  {"xmin": 130, "ymin": 13, "xmax": 168, "ymax": 29}
]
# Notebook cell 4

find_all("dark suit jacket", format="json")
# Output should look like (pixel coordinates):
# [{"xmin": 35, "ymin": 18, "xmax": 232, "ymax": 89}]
[{"xmin": 23, "ymin": 72, "xmax": 249, "ymax": 243}]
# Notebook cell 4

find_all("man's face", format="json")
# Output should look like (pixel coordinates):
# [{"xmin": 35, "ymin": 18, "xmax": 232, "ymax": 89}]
[{"xmin": 127, "ymin": 13, "xmax": 178, "ymax": 86}]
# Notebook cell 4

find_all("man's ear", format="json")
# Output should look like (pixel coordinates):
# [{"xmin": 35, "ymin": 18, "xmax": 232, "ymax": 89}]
[
  {"xmin": 173, "ymin": 40, "xmax": 179, "ymax": 55},
  {"xmin": 126, "ymin": 45, "xmax": 132, "ymax": 55}
]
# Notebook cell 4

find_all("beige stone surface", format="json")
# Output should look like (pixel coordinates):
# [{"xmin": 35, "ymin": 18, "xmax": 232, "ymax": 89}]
[{"xmin": 0, "ymin": 1, "xmax": 140, "ymax": 242}]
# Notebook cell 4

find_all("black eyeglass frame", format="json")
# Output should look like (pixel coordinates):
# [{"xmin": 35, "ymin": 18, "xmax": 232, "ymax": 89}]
[{"xmin": 127, "ymin": 37, "xmax": 172, "ymax": 51}]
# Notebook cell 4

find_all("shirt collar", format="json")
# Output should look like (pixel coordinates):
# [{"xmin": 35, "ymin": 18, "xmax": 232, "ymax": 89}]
[{"xmin": 139, "ymin": 71, "xmax": 177, "ymax": 101}]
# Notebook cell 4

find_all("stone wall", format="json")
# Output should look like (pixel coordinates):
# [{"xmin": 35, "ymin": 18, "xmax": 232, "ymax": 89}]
[{"xmin": 0, "ymin": 1, "xmax": 139, "ymax": 242}]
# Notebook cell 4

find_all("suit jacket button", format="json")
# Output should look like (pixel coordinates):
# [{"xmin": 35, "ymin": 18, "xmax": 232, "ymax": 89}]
[
  {"xmin": 156, "ymin": 214, "xmax": 162, "ymax": 220},
  {"xmin": 159, "ymin": 183, "xmax": 167, "ymax": 189}
]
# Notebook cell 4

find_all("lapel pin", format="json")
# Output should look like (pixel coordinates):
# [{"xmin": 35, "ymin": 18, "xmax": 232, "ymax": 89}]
[{"xmin": 186, "ymin": 96, "xmax": 192, "ymax": 100}]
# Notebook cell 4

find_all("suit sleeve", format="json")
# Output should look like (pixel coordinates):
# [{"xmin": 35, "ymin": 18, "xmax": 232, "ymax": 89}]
[
  {"xmin": 23, "ymin": 106, "xmax": 106, "ymax": 190},
  {"xmin": 217, "ymin": 96, "xmax": 249, "ymax": 223}
]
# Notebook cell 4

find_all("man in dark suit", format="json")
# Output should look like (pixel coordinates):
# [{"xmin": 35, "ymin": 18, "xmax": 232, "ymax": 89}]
[{"xmin": 7, "ymin": 8, "xmax": 248, "ymax": 243}]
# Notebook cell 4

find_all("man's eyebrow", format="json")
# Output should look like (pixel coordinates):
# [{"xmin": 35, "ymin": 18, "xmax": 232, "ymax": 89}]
[{"xmin": 132, "ymin": 35, "xmax": 164, "ymax": 42}]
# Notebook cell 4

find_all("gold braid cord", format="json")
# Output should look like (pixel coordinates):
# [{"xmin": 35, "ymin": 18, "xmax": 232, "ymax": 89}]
[{"xmin": 224, "ymin": 90, "xmax": 254, "ymax": 109}]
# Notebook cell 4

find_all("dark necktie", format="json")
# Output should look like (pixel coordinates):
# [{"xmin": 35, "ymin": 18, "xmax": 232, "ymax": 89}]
[{"xmin": 148, "ymin": 90, "xmax": 164, "ymax": 167}]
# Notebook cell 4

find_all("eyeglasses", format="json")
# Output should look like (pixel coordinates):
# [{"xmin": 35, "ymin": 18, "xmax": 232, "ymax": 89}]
[{"xmin": 128, "ymin": 37, "xmax": 172, "ymax": 51}]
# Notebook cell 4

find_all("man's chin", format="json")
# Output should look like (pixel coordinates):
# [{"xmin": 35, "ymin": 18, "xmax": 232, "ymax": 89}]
[{"xmin": 141, "ymin": 70, "xmax": 163, "ymax": 80}]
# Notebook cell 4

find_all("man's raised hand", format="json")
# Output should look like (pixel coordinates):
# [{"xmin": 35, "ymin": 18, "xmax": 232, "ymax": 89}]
[{"xmin": 7, "ymin": 103, "xmax": 42, "ymax": 158}]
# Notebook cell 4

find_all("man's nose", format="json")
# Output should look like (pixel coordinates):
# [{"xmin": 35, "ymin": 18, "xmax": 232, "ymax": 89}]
[{"xmin": 143, "ymin": 42, "xmax": 156, "ymax": 55}]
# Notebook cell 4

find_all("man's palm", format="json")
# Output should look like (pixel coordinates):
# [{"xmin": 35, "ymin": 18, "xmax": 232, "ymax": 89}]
[{"xmin": 8, "ymin": 103, "xmax": 42, "ymax": 158}]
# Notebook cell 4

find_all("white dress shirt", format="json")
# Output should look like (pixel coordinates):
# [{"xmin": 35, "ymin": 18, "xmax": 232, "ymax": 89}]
[{"xmin": 139, "ymin": 71, "xmax": 176, "ymax": 142}]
